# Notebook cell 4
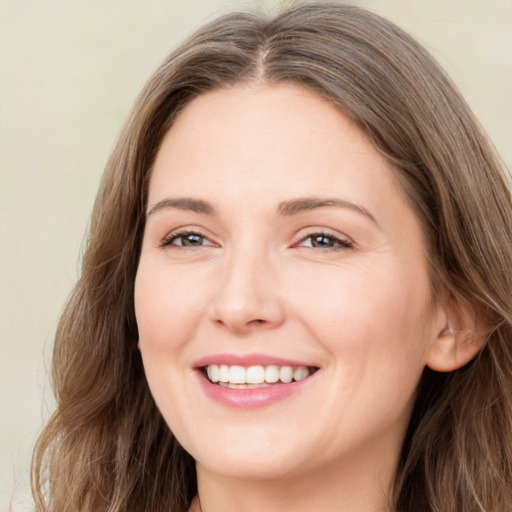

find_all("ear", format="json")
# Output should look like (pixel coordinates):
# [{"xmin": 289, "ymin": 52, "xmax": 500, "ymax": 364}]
[{"xmin": 426, "ymin": 298, "xmax": 486, "ymax": 372}]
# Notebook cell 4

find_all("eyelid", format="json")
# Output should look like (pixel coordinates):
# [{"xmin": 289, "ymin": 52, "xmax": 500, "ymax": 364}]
[
  {"xmin": 291, "ymin": 228, "xmax": 354, "ymax": 250},
  {"xmin": 160, "ymin": 227, "xmax": 218, "ymax": 248}
]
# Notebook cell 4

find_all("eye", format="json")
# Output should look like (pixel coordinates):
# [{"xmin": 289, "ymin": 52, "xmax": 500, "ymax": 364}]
[
  {"xmin": 162, "ymin": 230, "xmax": 215, "ymax": 247},
  {"xmin": 296, "ymin": 232, "xmax": 353, "ymax": 250}
]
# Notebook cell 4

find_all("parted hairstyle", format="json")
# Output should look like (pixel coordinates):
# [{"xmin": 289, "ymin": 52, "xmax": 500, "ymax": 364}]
[{"xmin": 32, "ymin": 3, "xmax": 512, "ymax": 511}]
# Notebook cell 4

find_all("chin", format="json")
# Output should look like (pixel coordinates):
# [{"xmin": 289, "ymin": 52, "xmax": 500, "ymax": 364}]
[
  {"xmin": 184, "ymin": 428, "xmax": 309, "ymax": 481},
  {"xmin": 197, "ymin": 453, "xmax": 305, "ymax": 482}
]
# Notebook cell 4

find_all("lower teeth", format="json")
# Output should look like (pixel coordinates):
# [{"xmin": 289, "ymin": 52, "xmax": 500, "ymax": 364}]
[{"xmin": 218, "ymin": 382, "xmax": 272, "ymax": 389}]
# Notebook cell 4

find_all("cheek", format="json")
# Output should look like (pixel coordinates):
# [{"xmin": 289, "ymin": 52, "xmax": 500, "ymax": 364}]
[
  {"xmin": 288, "ymin": 262, "xmax": 434, "ymax": 374},
  {"xmin": 134, "ymin": 263, "xmax": 210, "ymax": 349},
  {"xmin": 133, "ymin": 264, "xmax": 206, "ymax": 435},
  {"xmin": 310, "ymin": 269, "xmax": 432, "ymax": 423}
]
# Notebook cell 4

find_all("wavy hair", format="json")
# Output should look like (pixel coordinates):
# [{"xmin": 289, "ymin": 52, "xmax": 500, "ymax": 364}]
[{"xmin": 32, "ymin": 3, "xmax": 512, "ymax": 511}]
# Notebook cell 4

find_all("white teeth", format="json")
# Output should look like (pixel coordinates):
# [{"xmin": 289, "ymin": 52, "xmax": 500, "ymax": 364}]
[
  {"xmin": 246, "ymin": 365, "xmax": 265, "ymax": 384},
  {"xmin": 279, "ymin": 366, "xmax": 293, "ymax": 383},
  {"xmin": 228, "ymin": 365, "xmax": 246, "ymax": 384},
  {"xmin": 265, "ymin": 365, "xmax": 280, "ymax": 383},
  {"xmin": 293, "ymin": 367, "xmax": 310, "ymax": 381},
  {"xmin": 219, "ymin": 364, "xmax": 230, "ymax": 382},
  {"xmin": 219, "ymin": 382, "xmax": 271, "ymax": 389},
  {"xmin": 204, "ymin": 364, "xmax": 312, "ymax": 385},
  {"xmin": 207, "ymin": 365, "xmax": 220, "ymax": 383}
]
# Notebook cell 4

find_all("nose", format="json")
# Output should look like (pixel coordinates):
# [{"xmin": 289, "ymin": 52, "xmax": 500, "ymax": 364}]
[{"xmin": 208, "ymin": 246, "xmax": 286, "ymax": 334}]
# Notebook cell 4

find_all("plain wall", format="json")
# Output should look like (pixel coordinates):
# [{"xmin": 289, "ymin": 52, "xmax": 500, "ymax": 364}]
[{"xmin": 1, "ymin": 1, "xmax": 510, "ymax": 510}]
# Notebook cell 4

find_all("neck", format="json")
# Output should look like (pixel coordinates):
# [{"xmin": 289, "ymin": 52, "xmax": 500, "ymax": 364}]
[{"xmin": 193, "ymin": 454, "xmax": 395, "ymax": 512}]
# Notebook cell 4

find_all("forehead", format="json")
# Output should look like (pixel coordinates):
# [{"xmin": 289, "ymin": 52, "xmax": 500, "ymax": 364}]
[{"xmin": 149, "ymin": 83, "xmax": 403, "ymax": 202}]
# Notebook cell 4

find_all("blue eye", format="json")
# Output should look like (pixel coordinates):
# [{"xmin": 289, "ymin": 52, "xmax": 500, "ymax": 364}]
[
  {"xmin": 298, "ymin": 233, "xmax": 352, "ymax": 250},
  {"xmin": 162, "ymin": 231, "xmax": 213, "ymax": 247}
]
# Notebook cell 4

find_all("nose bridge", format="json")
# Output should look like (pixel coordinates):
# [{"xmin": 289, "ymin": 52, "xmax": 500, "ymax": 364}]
[{"xmin": 209, "ymin": 236, "xmax": 284, "ymax": 332}]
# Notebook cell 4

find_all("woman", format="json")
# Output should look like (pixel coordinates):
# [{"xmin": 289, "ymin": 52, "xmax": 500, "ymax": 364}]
[{"xmin": 31, "ymin": 3, "xmax": 512, "ymax": 511}]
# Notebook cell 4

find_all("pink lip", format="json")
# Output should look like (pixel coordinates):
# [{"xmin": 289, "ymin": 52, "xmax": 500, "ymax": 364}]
[
  {"xmin": 195, "ymin": 371, "xmax": 317, "ymax": 408},
  {"xmin": 193, "ymin": 353, "xmax": 315, "ymax": 368},
  {"xmin": 192, "ymin": 353, "xmax": 319, "ymax": 409}
]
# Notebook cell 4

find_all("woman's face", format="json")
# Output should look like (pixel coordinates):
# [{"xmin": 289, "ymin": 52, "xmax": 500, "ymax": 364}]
[{"xmin": 135, "ymin": 84, "xmax": 446, "ymax": 485}]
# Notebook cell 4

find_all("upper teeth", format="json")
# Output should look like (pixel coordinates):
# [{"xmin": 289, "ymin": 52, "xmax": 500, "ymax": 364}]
[{"xmin": 206, "ymin": 364, "xmax": 311, "ymax": 385}]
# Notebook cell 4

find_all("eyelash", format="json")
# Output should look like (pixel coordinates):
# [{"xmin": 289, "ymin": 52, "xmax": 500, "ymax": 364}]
[
  {"xmin": 161, "ymin": 230, "xmax": 353, "ymax": 251},
  {"xmin": 294, "ymin": 231, "xmax": 353, "ymax": 251},
  {"xmin": 161, "ymin": 230, "xmax": 212, "ymax": 248}
]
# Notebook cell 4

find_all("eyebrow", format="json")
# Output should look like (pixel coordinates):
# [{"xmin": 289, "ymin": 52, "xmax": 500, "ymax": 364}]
[
  {"xmin": 278, "ymin": 197, "xmax": 378, "ymax": 225},
  {"xmin": 147, "ymin": 196, "xmax": 377, "ymax": 225},
  {"xmin": 147, "ymin": 197, "xmax": 216, "ymax": 216}
]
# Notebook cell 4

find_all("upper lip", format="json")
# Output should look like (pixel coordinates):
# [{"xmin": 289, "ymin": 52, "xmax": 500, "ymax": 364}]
[{"xmin": 193, "ymin": 353, "xmax": 319, "ymax": 369}]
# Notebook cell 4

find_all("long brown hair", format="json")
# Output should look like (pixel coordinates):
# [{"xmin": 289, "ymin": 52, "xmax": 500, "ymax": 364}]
[{"xmin": 32, "ymin": 3, "xmax": 512, "ymax": 511}]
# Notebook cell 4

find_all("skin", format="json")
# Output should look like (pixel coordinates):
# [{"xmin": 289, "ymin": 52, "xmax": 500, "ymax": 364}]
[{"xmin": 135, "ymin": 83, "xmax": 455, "ymax": 512}]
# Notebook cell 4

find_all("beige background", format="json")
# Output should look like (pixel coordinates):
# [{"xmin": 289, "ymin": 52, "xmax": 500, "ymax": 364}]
[{"xmin": 1, "ymin": 1, "xmax": 510, "ymax": 510}]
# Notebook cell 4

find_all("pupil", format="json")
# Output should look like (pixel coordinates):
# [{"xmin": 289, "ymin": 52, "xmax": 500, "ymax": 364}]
[
  {"xmin": 184, "ymin": 234, "xmax": 202, "ymax": 246},
  {"xmin": 312, "ymin": 235, "xmax": 332, "ymax": 247}
]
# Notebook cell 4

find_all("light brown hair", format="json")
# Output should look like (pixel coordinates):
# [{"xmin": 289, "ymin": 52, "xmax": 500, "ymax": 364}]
[{"xmin": 32, "ymin": 3, "xmax": 512, "ymax": 511}]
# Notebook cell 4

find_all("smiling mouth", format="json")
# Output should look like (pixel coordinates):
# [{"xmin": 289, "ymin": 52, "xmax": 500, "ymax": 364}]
[{"xmin": 202, "ymin": 364, "xmax": 319, "ymax": 389}]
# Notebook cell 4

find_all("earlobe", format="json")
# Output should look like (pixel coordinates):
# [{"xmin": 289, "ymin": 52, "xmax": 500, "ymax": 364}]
[{"xmin": 426, "ymin": 302, "xmax": 486, "ymax": 373}]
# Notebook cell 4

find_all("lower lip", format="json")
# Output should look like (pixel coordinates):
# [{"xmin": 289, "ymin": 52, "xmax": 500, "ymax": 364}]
[{"xmin": 196, "ymin": 371, "xmax": 316, "ymax": 409}]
